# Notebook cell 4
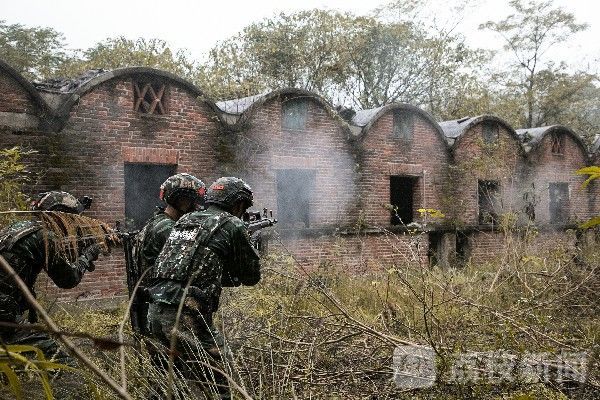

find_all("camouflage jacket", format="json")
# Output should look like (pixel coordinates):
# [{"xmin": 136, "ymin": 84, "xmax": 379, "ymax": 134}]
[
  {"xmin": 147, "ymin": 205, "xmax": 261, "ymax": 313},
  {"xmin": 0, "ymin": 220, "xmax": 92, "ymax": 321},
  {"xmin": 134, "ymin": 209, "xmax": 176, "ymax": 279}
]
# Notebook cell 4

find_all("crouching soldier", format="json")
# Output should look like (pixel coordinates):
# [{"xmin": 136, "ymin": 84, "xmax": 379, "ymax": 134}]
[
  {"xmin": 147, "ymin": 177, "xmax": 261, "ymax": 399},
  {"xmin": 0, "ymin": 191, "xmax": 100, "ymax": 362}
]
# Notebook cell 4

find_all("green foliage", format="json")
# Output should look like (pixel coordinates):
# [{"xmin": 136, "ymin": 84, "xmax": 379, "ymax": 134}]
[
  {"xmin": 480, "ymin": 0, "xmax": 596, "ymax": 134},
  {"xmin": 0, "ymin": 20, "xmax": 68, "ymax": 80},
  {"xmin": 58, "ymin": 37, "xmax": 198, "ymax": 80},
  {"xmin": 198, "ymin": 10, "xmax": 357, "ymax": 101},
  {"xmin": 577, "ymin": 166, "xmax": 600, "ymax": 228},
  {"xmin": 0, "ymin": 344, "xmax": 75, "ymax": 399},
  {"xmin": 0, "ymin": 147, "xmax": 32, "ymax": 226},
  {"xmin": 200, "ymin": 8, "xmax": 486, "ymax": 110},
  {"xmin": 3, "ymin": 4, "xmax": 598, "ymax": 136}
]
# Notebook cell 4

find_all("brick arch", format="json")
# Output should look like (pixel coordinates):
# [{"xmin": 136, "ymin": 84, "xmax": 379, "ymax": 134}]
[
  {"xmin": 233, "ymin": 88, "xmax": 353, "ymax": 137},
  {"xmin": 0, "ymin": 58, "xmax": 51, "ymax": 118},
  {"xmin": 449, "ymin": 115, "xmax": 523, "ymax": 153},
  {"xmin": 519, "ymin": 125, "xmax": 590, "ymax": 163},
  {"xmin": 355, "ymin": 103, "xmax": 449, "ymax": 154},
  {"xmin": 53, "ymin": 67, "xmax": 224, "ymax": 131}
]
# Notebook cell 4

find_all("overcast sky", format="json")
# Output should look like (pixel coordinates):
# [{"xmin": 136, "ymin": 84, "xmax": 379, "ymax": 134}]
[{"xmin": 2, "ymin": 0, "xmax": 599, "ymax": 70}]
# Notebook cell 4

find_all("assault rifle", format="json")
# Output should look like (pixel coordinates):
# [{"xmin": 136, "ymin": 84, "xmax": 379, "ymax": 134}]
[
  {"xmin": 115, "ymin": 221, "xmax": 148, "ymax": 335},
  {"xmin": 243, "ymin": 208, "xmax": 277, "ymax": 252}
]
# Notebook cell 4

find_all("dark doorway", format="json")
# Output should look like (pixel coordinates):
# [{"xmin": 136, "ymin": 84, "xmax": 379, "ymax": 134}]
[
  {"xmin": 455, "ymin": 232, "xmax": 471, "ymax": 266},
  {"xmin": 276, "ymin": 169, "xmax": 316, "ymax": 228},
  {"xmin": 428, "ymin": 232, "xmax": 442, "ymax": 267},
  {"xmin": 390, "ymin": 176, "xmax": 418, "ymax": 225},
  {"xmin": 549, "ymin": 182, "xmax": 569, "ymax": 224},
  {"xmin": 124, "ymin": 163, "xmax": 176, "ymax": 229}
]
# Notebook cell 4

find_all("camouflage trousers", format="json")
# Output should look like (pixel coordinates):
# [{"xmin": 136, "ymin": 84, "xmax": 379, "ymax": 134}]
[{"xmin": 147, "ymin": 302, "xmax": 233, "ymax": 400}]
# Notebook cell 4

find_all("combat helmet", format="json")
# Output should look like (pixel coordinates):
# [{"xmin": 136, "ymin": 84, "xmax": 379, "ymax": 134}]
[
  {"xmin": 159, "ymin": 173, "xmax": 206, "ymax": 206},
  {"xmin": 205, "ymin": 177, "xmax": 253, "ymax": 209},
  {"xmin": 31, "ymin": 191, "xmax": 91, "ymax": 214}
]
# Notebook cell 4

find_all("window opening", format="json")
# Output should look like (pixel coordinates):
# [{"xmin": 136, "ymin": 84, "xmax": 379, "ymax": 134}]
[
  {"xmin": 393, "ymin": 111, "xmax": 414, "ymax": 140},
  {"xmin": 455, "ymin": 232, "xmax": 471, "ymax": 266},
  {"xmin": 482, "ymin": 123, "xmax": 499, "ymax": 144},
  {"xmin": 133, "ymin": 80, "xmax": 167, "ymax": 115},
  {"xmin": 282, "ymin": 99, "xmax": 308, "ymax": 130},
  {"xmin": 428, "ymin": 232, "xmax": 442, "ymax": 267},
  {"xmin": 276, "ymin": 169, "xmax": 315, "ymax": 228},
  {"xmin": 478, "ymin": 180, "xmax": 500, "ymax": 225},
  {"xmin": 523, "ymin": 191, "xmax": 536, "ymax": 221},
  {"xmin": 550, "ymin": 133, "xmax": 565, "ymax": 155}
]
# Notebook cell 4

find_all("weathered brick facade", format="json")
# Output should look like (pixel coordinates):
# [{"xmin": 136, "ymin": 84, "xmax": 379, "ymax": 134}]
[
  {"xmin": 0, "ymin": 60, "xmax": 597, "ymax": 301},
  {"xmin": 519, "ymin": 126, "xmax": 592, "ymax": 224}
]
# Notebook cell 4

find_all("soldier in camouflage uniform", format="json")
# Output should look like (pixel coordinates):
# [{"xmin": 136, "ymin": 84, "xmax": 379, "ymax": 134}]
[
  {"xmin": 132, "ymin": 172, "xmax": 205, "ymax": 387},
  {"xmin": 147, "ymin": 177, "xmax": 261, "ymax": 399},
  {"xmin": 135, "ymin": 173, "xmax": 206, "ymax": 282},
  {"xmin": 0, "ymin": 191, "xmax": 99, "ymax": 362}
]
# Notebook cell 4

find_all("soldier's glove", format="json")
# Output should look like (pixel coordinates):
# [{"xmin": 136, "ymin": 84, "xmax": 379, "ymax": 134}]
[{"xmin": 80, "ymin": 244, "xmax": 101, "ymax": 271}]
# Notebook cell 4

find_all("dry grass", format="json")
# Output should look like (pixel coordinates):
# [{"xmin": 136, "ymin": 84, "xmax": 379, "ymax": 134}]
[{"xmin": 7, "ymin": 229, "xmax": 599, "ymax": 399}]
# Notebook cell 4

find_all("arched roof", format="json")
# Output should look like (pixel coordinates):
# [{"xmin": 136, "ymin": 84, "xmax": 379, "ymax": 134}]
[
  {"xmin": 51, "ymin": 67, "xmax": 223, "ymax": 130},
  {"xmin": 215, "ymin": 87, "xmax": 352, "ymax": 135},
  {"xmin": 439, "ymin": 115, "xmax": 521, "ymax": 150},
  {"xmin": 0, "ymin": 58, "xmax": 51, "ymax": 117},
  {"xmin": 515, "ymin": 125, "xmax": 589, "ymax": 159},
  {"xmin": 351, "ymin": 103, "xmax": 448, "ymax": 149}
]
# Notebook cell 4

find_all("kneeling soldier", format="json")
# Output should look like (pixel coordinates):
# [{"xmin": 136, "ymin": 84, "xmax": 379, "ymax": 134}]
[{"xmin": 0, "ymin": 191, "xmax": 99, "ymax": 362}]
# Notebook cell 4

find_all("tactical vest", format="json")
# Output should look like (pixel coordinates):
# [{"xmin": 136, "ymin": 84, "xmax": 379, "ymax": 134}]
[
  {"xmin": 0, "ymin": 220, "xmax": 42, "ymax": 253},
  {"xmin": 153, "ymin": 211, "xmax": 232, "ymax": 282}
]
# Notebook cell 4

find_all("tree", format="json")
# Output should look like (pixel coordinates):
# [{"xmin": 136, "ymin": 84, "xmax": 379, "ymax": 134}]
[
  {"xmin": 0, "ymin": 20, "xmax": 68, "ymax": 80},
  {"xmin": 199, "ymin": 10, "xmax": 355, "ymax": 101},
  {"xmin": 480, "ymin": 0, "xmax": 588, "ymax": 128},
  {"xmin": 59, "ymin": 37, "xmax": 197, "ymax": 80},
  {"xmin": 534, "ymin": 69, "xmax": 599, "ymax": 143},
  {"xmin": 201, "ymin": 9, "xmax": 486, "ymax": 111}
]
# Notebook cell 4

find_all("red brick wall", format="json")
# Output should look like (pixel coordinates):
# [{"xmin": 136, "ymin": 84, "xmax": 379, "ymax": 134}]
[
  {"xmin": 0, "ymin": 73, "xmax": 38, "ymax": 114},
  {"xmin": 272, "ymin": 231, "xmax": 428, "ymax": 273},
  {"xmin": 1, "ymin": 67, "xmax": 598, "ymax": 300},
  {"xmin": 358, "ymin": 110, "xmax": 450, "ymax": 229},
  {"xmin": 35, "ymin": 75, "xmax": 222, "ymax": 300},
  {"xmin": 469, "ymin": 230, "xmax": 577, "ymax": 265},
  {"xmin": 451, "ymin": 124, "xmax": 525, "ymax": 226},
  {"xmin": 589, "ymin": 152, "xmax": 599, "ymax": 219},
  {"xmin": 525, "ymin": 133, "xmax": 590, "ymax": 224},
  {"xmin": 236, "ymin": 96, "xmax": 358, "ymax": 229}
]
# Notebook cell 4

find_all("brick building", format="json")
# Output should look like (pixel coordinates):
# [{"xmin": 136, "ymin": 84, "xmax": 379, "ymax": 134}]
[
  {"xmin": 517, "ymin": 126, "xmax": 592, "ymax": 225},
  {"xmin": 0, "ymin": 60, "xmax": 597, "ymax": 300}
]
